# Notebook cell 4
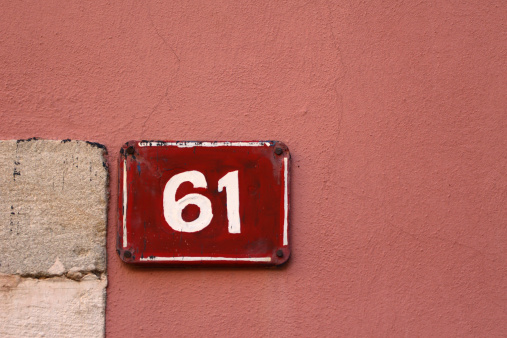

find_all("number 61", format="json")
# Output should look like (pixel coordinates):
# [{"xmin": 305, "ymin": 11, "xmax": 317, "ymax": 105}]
[{"xmin": 163, "ymin": 170, "xmax": 240, "ymax": 233}]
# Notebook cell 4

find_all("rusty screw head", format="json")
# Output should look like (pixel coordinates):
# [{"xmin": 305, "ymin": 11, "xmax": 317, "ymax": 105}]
[
  {"xmin": 124, "ymin": 251, "xmax": 132, "ymax": 259},
  {"xmin": 276, "ymin": 249, "xmax": 284, "ymax": 258},
  {"xmin": 126, "ymin": 146, "xmax": 135, "ymax": 155},
  {"xmin": 275, "ymin": 148, "xmax": 283, "ymax": 155}
]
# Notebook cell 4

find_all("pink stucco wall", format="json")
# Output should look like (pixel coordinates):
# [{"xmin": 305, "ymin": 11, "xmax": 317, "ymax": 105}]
[{"xmin": 1, "ymin": 1, "xmax": 506, "ymax": 336}]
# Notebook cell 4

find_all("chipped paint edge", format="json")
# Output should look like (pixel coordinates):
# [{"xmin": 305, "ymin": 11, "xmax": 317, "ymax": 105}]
[
  {"xmin": 138, "ymin": 141, "xmax": 273, "ymax": 147},
  {"xmin": 283, "ymin": 156, "xmax": 289, "ymax": 246},
  {"xmin": 139, "ymin": 256, "xmax": 272, "ymax": 262},
  {"xmin": 122, "ymin": 158, "xmax": 127, "ymax": 248}
]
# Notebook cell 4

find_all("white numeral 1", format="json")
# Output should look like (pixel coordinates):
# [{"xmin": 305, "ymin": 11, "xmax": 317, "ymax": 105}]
[{"xmin": 218, "ymin": 170, "xmax": 241, "ymax": 234}]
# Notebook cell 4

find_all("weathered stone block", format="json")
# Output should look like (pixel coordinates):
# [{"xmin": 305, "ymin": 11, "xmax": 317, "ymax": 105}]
[
  {"xmin": 0, "ymin": 274, "xmax": 106, "ymax": 337},
  {"xmin": 0, "ymin": 139, "xmax": 108, "ymax": 276},
  {"xmin": 0, "ymin": 139, "xmax": 108, "ymax": 337}
]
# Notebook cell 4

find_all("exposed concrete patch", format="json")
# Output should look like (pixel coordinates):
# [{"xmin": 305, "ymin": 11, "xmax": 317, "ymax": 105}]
[
  {"xmin": 0, "ymin": 139, "xmax": 108, "ymax": 276},
  {"xmin": 0, "ymin": 274, "xmax": 106, "ymax": 337}
]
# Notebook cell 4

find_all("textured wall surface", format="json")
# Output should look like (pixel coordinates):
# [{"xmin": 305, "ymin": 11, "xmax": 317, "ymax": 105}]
[
  {"xmin": 0, "ymin": 140, "xmax": 107, "ymax": 337},
  {"xmin": 0, "ymin": 1, "xmax": 506, "ymax": 336}
]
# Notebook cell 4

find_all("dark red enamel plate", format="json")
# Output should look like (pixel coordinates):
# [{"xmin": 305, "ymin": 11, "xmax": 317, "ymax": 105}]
[{"xmin": 117, "ymin": 141, "xmax": 290, "ymax": 266}]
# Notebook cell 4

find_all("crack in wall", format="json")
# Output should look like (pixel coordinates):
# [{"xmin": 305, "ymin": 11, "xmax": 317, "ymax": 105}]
[{"xmin": 1, "ymin": 271, "xmax": 107, "ymax": 293}]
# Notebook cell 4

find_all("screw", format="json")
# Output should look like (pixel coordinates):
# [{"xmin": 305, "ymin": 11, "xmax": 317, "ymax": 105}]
[
  {"xmin": 124, "ymin": 251, "xmax": 132, "ymax": 259},
  {"xmin": 276, "ymin": 249, "xmax": 284, "ymax": 258},
  {"xmin": 275, "ymin": 148, "xmax": 283, "ymax": 155},
  {"xmin": 126, "ymin": 146, "xmax": 135, "ymax": 155}
]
